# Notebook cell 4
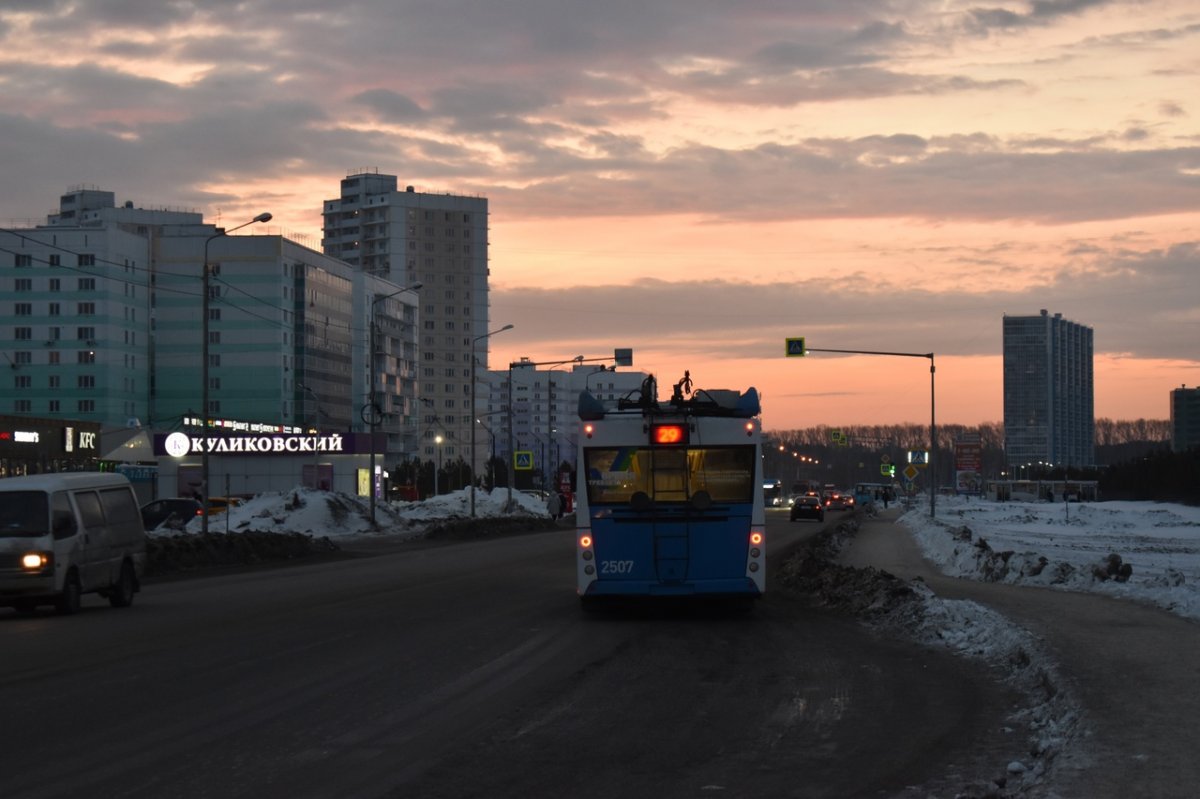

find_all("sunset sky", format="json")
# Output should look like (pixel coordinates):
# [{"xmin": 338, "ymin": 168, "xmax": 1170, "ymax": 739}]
[{"xmin": 1, "ymin": 1, "xmax": 1197, "ymax": 430}]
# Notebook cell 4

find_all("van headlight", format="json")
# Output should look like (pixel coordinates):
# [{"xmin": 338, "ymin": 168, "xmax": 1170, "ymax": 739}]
[{"xmin": 21, "ymin": 552, "xmax": 52, "ymax": 571}]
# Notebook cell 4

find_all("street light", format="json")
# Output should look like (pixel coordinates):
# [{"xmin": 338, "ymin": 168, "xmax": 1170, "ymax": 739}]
[
  {"xmin": 585, "ymin": 365, "xmax": 614, "ymax": 392},
  {"xmin": 367, "ymin": 283, "xmax": 422, "ymax": 525},
  {"xmin": 546, "ymin": 356, "xmax": 583, "ymax": 495},
  {"xmin": 470, "ymin": 324, "xmax": 514, "ymax": 517},
  {"xmin": 200, "ymin": 211, "xmax": 271, "ymax": 536},
  {"xmin": 434, "ymin": 434, "xmax": 444, "ymax": 495}
]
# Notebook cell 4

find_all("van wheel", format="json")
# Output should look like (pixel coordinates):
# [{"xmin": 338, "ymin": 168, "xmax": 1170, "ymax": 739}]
[
  {"xmin": 109, "ymin": 562, "xmax": 136, "ymax": 608},
  {"xmin": 56, "ymin": 572, "xmax": 82, "ymax": 615}
]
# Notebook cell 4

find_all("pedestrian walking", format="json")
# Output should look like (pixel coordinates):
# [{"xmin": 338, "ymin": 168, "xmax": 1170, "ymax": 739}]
[{"xmin": 547, "ymin": 491, "xmax": 562, "ymax": 520}]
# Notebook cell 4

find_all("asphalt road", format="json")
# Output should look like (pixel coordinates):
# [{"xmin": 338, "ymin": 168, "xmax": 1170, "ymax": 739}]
[
  {"xmin": 1, "ymin": 511, "xmax": 1022, "ymax": 799},
  {"xmin": 842, "ymin": 508, "xmax": 1200, "ymax": 799}
]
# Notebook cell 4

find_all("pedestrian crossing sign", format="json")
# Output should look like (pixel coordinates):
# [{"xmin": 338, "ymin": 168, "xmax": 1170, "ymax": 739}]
[
  {"xmin": 785, "ymin": 337, "xmax": 806, "ymax": 357},
  {"xmin": 514, "ymin": 451, "xmax": 534, "ymax": 470}
]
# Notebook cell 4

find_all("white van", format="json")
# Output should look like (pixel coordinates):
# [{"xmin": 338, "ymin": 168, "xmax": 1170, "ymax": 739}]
[{"xmin": 0, "ymin": 472, "xmax": 146, "ymax": 614}]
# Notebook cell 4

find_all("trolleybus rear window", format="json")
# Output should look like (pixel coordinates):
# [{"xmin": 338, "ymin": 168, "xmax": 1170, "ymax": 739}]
[{"xmin": 583, "ymin": 446, "xmax": 756, "ymax": 505}]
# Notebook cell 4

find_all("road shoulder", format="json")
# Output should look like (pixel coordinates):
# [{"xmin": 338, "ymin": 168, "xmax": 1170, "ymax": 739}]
[{"xmin": 843, "ymin": 508, "xmax": 1200, "ymax": 799}]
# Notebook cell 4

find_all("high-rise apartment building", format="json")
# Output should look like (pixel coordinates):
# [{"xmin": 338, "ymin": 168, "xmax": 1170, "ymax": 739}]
[
  {"xmin": 322, "ymin": 171, "xmax": 489, "ymax": 467},
  {"xmin": 1171, "ymin": 385, "xmax": 1200, "ymax": 452},
  {"xmin": 1002, "ymin": 309, "xmax": 1095, "ymax": 469}
]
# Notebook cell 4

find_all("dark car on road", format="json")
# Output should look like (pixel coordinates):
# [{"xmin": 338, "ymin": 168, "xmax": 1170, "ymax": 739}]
[
  {"xmin": 790, "ymin": 495, "xmax": 825, "ymax": 522},
  {"xmin": 140, "ymin": 498, "xmax": 203, "ymax": 531}
]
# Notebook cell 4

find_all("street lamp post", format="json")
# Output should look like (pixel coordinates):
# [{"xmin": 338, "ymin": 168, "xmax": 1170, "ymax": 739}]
[
  {"xmin": 470, "ymin": 324, "xmax": 514, "ymax": 517},
  {"xmin": 804, "ymin": 346, "xmax": 937, "ymax": 518},
  {"xmin": 200, "ymin": 211, "xmax": 271, "ymax": 536},
  {"xmin": 367, "ymin": 283, "xmax": 422, "ymax": 526},
  {"xmin": 434, "ymin": 435, "xmax": 444, "ymax": 495},
  {"xmin": 546, "ymin": 356, "xmax": 583, "ymax": 496}
]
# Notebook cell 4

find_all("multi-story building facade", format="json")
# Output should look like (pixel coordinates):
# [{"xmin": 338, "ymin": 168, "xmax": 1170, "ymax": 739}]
[
  {"xmin": 1002, "ymin": 309, "xmax": 1095, "ymax": 469},
  {"xmin": 1171, "ymin": 385, "xmax": 1200, "ymax": 452},
  {"xmin": 484, "ymin": 361, "xmax": 647, "ymax": 488},
  {"xmin": 1, "ymin": 186, "xmax": 420, "ymax": 482},
  {"xmin": 322, "ymin": 171, "xmax": 489, "ymax": 467}
]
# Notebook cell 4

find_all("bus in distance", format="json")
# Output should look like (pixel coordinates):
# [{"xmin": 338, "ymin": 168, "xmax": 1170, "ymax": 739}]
[{"xmin": 574, "ymin": 371, "xmax": 766, "ymax": 607}]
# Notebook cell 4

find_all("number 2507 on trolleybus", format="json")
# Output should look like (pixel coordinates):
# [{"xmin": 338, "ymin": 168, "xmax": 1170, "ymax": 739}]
[{"xmin": 574, "ymin": 371, "xmax": 766, "ymax": 608}]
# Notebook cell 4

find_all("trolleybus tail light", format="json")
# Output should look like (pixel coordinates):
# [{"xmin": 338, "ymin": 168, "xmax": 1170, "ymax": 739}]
[
  {"xmin": 580, "ymin": 535, "xmax": 592, "ymax": 548},
  {"xmin": 750, "ymin": 532, "xmax": 763, "ymax": 546},
  {"xmin": 651, "ymin": 424, "xmax": 687, "ymax": 445},
  {"xmin": 584, "ymin": 423, "xmax": 594, "ymax": 439},
  {"xmin": 745, "ymin": 422, "xmax": 754, "ymax": 436}
]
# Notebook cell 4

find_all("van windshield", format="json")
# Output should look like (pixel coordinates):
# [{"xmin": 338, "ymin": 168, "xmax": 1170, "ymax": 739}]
[{"xmin": 0, "ymin": 491, "xmax": 50, "ymax": 537}]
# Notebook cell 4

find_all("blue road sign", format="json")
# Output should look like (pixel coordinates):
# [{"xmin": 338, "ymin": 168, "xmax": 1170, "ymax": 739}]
[
  {"xmin": 514, "ymin": 451, "xmax": 534, "ymax": 470},
  {"xmin": 786, "ymin": 337, "xmax": 806, "ymax": 357}
]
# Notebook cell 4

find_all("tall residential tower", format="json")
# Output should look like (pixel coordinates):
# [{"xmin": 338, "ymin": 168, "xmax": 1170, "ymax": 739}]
[
  {"xmin": 322, "ymin": 171, "xmax": 489, "ymax": 465},
  {"xmin": 1002, "ymin": 309, "xmax": 1095, "ymax": 470}
]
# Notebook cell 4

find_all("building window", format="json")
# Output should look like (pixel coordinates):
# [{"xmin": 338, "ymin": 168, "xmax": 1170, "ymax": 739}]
[
  {"xmin": 14, "ymin": 375, "xmax": 31, "ymax": 389},
  {"xmin": 14, "ymin": 303, "xmax": 32, "ymax": 316},
  {"xmin": 14, "ymin": 279, "xmax": 31, "ymax": 291},
  {"xmin": 78, "ymin": 351, "xmax": 95, "ymax": 364},
  {"xmin": 49, "ymin": 279, "xmax": 60, "ymax": 291},
  {"xmin": 14, "ymin": 327, "xmax": 32, "ymax": 340},
  {"xmin": 78, "ymin": 278, "xmax": 95, "ymax": 291},
  {"xmin": 15, "ymin": 254, "xmax": 32, "ymax": 267},
  {"xmin": 77, "ymin": 375, "xmax": 95, "ymax": 389},
  {"xmin": 14, "ymin": 352, "xmax": 31, "ymax": 365},
  {"xmin": 77, "ymin": 327, "xmax": 95, "ymax": 340},
  {"xmin": 49, "ymin": 303, "xmax": 60, "ymax": 317},
  {"xmin": 77, "ymin": 302, "xmax": 95, "ymax": 315},
  {"xmin": 48, "ymin": 254, "xmax": 60, "ymax": 266},
  {"xmin": 208, "ymin": 332, "xmax": 220, "ymax": 344},
  {"xmin": 77, "ymin": 400, "xmax": 94, "ymax": 413},
  {"xmin": 48, "ymin": 351, "xmax": 59, "ymax": 365},
  {"xmin": 48, "ymin": 375, "xmax": 60, "ymax": 389},
  {"xmin": 78, "ymin": 254, "xmax": 95, "ymax": 267},
  {"xmin": 48, "ymin": 400, "xmax": 59, "ymax": 413},
  {"xmin": 14, "ymin": 400, "xmax": 32, "ymax": 413}
]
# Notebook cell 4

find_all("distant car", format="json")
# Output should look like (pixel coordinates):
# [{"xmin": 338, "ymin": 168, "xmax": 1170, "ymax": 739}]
[
  {"xmin": 141, "ymin": 498, "xmax": 203, "ymax": 531},
  {"xmin": 790, "ymin": 496, "xmax": 825, "ymax": 522},
  {"xmin": 824, "ymin": 491, "xmax": 851, "ymax": 511}
]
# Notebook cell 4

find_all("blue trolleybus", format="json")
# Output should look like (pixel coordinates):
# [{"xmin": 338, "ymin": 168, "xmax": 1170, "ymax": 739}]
[{"xmin": 574, "ymin": 372, "xmax": 766, "ymax": 606}]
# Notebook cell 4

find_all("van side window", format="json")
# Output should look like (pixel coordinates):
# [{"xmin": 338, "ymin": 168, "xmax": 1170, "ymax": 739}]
[
  {"xmin": 73, "ymin": 491, "xmax": 106, "ymax": 533},
  {"xmin": 51, "ymin": 491, "xmax": 77, "ymax": 539},
  {"xmin": 99, "ymin": 487, "xmax": 140, "ymax": 525}
]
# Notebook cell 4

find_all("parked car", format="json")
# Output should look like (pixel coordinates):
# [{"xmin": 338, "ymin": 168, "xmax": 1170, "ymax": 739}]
[
  {"xmin": 790, "ymin": 495, "xmax": 825, "ymax": 522},
  {"xmin": 140, "ymin": 497, "xmax": 203, "ymax": 531}
]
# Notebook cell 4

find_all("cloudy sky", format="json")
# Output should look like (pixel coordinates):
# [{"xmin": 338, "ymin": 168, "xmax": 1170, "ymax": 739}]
[{"xmin": 2, "ymin": 0, "xmax": 1197, "ymax": 429}]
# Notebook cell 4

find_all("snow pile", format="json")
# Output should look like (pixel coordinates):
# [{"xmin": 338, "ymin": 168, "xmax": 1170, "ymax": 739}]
[
  {"xmin": 900, "ymin": 496, "xmax": 1200, "ymax": 621},
  {"xmin": 156, "ymin": 487, "xmax": 552, "ymax": 539}
]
